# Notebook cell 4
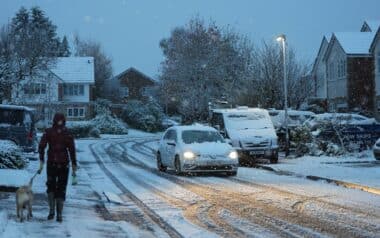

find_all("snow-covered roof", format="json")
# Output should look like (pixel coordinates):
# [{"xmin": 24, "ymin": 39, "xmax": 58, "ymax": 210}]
[
  {"xmin": 333, "ymin": 32, "xmax": 375, "ymax": 54},
  {"xmin": 0, "ymin": 104, "xmax": 35, "ymax": 111},
  {"xmin": 50, "ymin": 57, "xmax": 95, "ymax": 84},
  {"xmin": 363, "ymin": 20, "xmax": 380, "ymax": 32}
]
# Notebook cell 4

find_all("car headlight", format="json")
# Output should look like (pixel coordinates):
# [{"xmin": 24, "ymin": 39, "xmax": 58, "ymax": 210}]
[
  {"xmin": 183, "ymin": 151, "xmax": 196, "ymax": 160},
  {"xmin": 228, "ymin": 151, "xmax": 238, "ymax": 160}
]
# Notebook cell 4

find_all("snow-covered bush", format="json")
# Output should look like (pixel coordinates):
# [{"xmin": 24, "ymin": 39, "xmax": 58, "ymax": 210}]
[
  {"xmin": 92, "ymin": 99, "xmax": 129, "ymax": 134},
  {"xmin": 66, "ymin": 121, "xmax": 100, "ymax": 138},
  {"xmin": 0, "ymin": 140, "xmax": 27, "ymax": 169},
  {"xmin": 122, "ymin": 100, "xmax": 164, "ymax": 132},
  {"xmin": 92, "ymin": 113, "xmax": 128, "ymax": 135}
]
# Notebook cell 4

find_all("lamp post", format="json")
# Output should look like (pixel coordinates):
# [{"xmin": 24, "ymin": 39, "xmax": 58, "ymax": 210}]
[{"xmin": 276, "ymin": 34, "xmax": 289, "ymax": 156}]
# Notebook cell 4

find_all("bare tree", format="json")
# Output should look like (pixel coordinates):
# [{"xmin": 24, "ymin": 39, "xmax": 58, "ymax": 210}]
[
  {"xmin": 159, "ymin": 17, "xmax": 255, "ymax": 121},
  {"xmin": 74, "ymin": 34, "xmax": 113, "ymax": 99}
]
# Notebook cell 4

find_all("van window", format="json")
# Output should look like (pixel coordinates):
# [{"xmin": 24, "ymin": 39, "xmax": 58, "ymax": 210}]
[
  {"xmin": 0, "ymin": 109, "xmax": 24, "ymax": 126},
  {"xmin": 225, "ymin": 111, "xmax": 272, "ymax": 130},
  {"xmin": 211, "ymin": 113, "xmax": 225, "ymax": 130}
]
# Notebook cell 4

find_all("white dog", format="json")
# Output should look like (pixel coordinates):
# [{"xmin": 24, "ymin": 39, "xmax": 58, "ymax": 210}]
[{"xmin": 16, "ymin": 172, "xmax": 38, "ymax": 222}]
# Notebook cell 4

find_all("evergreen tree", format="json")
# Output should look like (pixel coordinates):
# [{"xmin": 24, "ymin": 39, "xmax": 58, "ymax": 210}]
[{"xmin": 58, "ymin": 36, "xmax": 71, "ymax": 57}]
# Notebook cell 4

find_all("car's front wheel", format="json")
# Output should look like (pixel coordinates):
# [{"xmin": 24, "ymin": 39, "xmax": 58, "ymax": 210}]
[
  {"xmin": 156, "ymin": 153, "xmax": 167, "ymax": 172},
  {"xmin": 270, "ymin": 156, "xmax": 278, "ymax": 164},
  {"xmin": 174, "ymin": 156, "xmax": 183, "ymax": 175}
]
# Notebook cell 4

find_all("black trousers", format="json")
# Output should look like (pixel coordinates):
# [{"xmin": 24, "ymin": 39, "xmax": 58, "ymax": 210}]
[{"xmin": 46, "ymin": 163, "xmax": 69, "ymax": 200}]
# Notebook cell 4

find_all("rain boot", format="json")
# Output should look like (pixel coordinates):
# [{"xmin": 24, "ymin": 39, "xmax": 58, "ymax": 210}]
[
  {"xmin": 47, "ymin": 193, "xmax": 55, "ymax": 220},
  {"xmin": 56, "ymin": 198, "xmax": 64, "ymax": 222}
]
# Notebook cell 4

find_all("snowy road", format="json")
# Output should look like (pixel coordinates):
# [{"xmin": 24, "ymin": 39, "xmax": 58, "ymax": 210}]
[
  {"xmin": 86, "ymin": 135, "xmax": 380, "ymax": 238},
  {"xmin": 1, "ymin": 133, "xmax": 380, "ymax": 238}
]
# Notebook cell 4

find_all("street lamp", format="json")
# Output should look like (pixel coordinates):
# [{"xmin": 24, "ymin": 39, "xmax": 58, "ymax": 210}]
[{"xmin": 276, "ymin": 34, "xmax": 289, "ymax": 156}]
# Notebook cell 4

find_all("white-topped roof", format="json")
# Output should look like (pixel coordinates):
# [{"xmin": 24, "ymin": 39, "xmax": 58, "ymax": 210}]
[
  {"xmin": 50, "ymin": 57, "xmax": 95, "ymax": 84},
  {"xmin": 364, "ymin": 20, "xmax": 380, "ymax": 32},
  {"xmin": 334, "ymin": 32, "xmax": 375, "ymax": 54}
]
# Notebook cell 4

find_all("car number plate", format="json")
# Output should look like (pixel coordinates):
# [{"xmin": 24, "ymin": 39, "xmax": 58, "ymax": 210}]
[{"xmin": 250, "ymin": 151, "xmax": 264, "ymax": 155}]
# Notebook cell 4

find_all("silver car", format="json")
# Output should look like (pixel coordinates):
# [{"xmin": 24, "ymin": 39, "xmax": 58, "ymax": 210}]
[
  {"xmin": 156, "ymin": 125, "xmax": 239, "ymax": 176},
  {"xmin": 373, "ymin": 138, "xmax": 380, "ymax": 160}
]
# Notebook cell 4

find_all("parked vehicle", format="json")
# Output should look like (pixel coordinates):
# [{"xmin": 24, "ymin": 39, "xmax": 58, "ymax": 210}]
[
  {"xmin": 303, "ymin": 113, "xmax": 377, "ymax": 129},
  {"xmin": 373, "ymin": 138, "xmax": 380, "ymax": 160},
  {"xmin": 161, "ymin": 117, "xmax": 180, "ymax": 129},
  {"xmin": 156, "ymin": 125, "xmax": 239, "ymax": 176},
  {"xmin": 304, "ymin": 113, "xmax": 380, "ymax": 151},
  {"xmin": 210, "ymin": 107, "xmax": 278, "ymax": 164},
  {"xmin": 0, "ymin": 105, "xmax": 37, "ymax": 152},
  {"xmin": 269, "ymin": 109, "xmax": 315, "ymax": 129}
]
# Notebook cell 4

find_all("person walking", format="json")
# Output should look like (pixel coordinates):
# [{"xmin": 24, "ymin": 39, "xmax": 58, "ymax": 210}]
[{"xmin": 38, "ymin": 113, "xmax": 77, "ymax": 222}]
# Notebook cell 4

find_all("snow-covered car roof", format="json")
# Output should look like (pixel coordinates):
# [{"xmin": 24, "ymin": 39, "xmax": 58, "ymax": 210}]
[
  {"xmin": 268, "ymin": 109, "xmax": 315, "ymax": 116},
  {"xmin": 212, "ymin": 107, "xmax": 268, "ymax": 114},
  {"xmin": 0, "ymin": 104, "xmax": 35, "ymax": 112},
  {"xmin": 171, "ymin": 124, "xmax": 217, "ymax": 132},
  {"xmin": 304, "ymin": 113, "xmax": 378, "ymax": 126}
]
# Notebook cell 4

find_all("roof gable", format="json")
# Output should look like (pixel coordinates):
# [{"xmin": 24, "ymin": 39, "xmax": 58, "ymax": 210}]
[
  {"xmin": 370, "ymin": 27, "xmax": 380, "ymax": 53},
  {"xmin": 49, "ymin": 57, "xmax": 95, "ymax": 84},
  {"xmin": 312, "ymin": 36, "xmax": 330, "ymax": 73},
  {"xmin": 115, "ymin": 67, "xmax": 156, "ymax": 84},
  {"xmin": 325, "ymin": 32, "xmax": 374, "ymax": 59},
  {"xmin": 361, "ymin": 20, "xmax": 380, "ymax": 32}
]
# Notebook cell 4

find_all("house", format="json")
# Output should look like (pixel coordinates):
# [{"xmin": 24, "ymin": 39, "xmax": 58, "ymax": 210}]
[
  {"xmin": 105, "ymin": 67, "xmax": 157, "ymax": 103},
  {"xmin": 361, "ymin": 20, "xmax": 380, "ymax": 32},
  {"xmin": 312, "ymin": 35, "xmax": 330, "ymax": 98},
  {"xmin": 370, "ymin": 26, "xmax": 380, "ymax": 110},
  {"xmin": 323, "ymin": 32, "xmax": 375, "ymax": 112},
  {"xmin": 311, "ymin": 20, "xmax": 380, "ymax": 114},
  {"xmin": 11, "ymin": 57, "xmax": 95, "ymax": 122}
]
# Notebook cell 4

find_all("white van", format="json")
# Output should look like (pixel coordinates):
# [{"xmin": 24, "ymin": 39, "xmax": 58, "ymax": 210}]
[{"xmin": 210, "ymin": 107, "xmax": 279, "ymax": 164}]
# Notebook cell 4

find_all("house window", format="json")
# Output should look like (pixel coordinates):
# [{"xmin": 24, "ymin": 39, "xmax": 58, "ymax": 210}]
[
  {"xmin": 120, "ymin": 87, "xmax": 129, "ymax": 97},
  {"xmin": 24, "ymin": 83, "xmax": 47, "ymax": 95},
  {"xmin": 63, "ymin": 84, "xmax": 85, "ymax": 96},
  {"xmin": 141, "ymin": 87, "xmax": 150, "ymax": 97},
  {"xmin": 337, "ymin": 59, "xmax": 346, "ymax": 78},
  {"xmin": 66, "ymin": 107, "xmax": 85, "ymax": 118}
]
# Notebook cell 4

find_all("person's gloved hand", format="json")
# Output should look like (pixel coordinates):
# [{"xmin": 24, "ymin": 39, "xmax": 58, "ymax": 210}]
[
  {"xmin": 72, "ymin": 164, "xmax": 77, "ymax": 176},
  {"xmin": 38, "ymin": 161, "xmax": 44, "ymax": 174}
]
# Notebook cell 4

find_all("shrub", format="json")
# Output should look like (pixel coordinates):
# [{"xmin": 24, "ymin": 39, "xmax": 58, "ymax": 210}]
[
  {"xmin": 122, "ymin": 100, "xmax": 164, "ymax": 132},
  {"xmin": 92, "ymin": 112, "xmax": 128, "ymax": 135},
  {"xmin": 66, "ymin": 121, "xmax": 100, "ymax": 138},
  {"xmin": 0, "ymin": 140, "xmax": 27, "ymax": 169}
]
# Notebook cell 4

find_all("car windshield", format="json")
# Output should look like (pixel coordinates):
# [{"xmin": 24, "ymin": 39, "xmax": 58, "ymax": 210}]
[
  {"xmin": 181, "ymin": 130, "xmax": 224, "ymax": 144},
  {"xmin": 0, "ymin": 109, "xmax": 24, "ymax": 126},
  {"xmin": 224, "ymin": 112, "xmax": 272, "ymax": 130}
]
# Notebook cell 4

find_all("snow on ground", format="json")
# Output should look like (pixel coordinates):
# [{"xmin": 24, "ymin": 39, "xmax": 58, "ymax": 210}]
[
  {"xmin": 2, "ymin": 130, "xmax": 380, "ymax": 237},
  {"xmin": 0, "ymin": 169, "xmax": 29, "ymax": 187},
  {"xmin": 268, "ymin": 151, "xmax": 380, "ymax": 189}
]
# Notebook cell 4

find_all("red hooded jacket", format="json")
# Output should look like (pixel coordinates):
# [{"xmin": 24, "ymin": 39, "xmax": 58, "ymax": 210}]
[{"xmin": 39, "ymin": 113, "xmax": 77, "ymax": 166}]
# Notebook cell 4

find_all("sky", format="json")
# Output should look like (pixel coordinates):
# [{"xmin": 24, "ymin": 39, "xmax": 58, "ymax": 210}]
[{"xmin": 1, "ymin": 0, "xmax": 380, "ymax": 78}]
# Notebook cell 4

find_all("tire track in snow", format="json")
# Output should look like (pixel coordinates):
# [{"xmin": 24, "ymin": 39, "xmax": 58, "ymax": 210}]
[
  {"xmin": 114, "ymin": 140, "xmax": 326, "ymax": 238},
  {"xmin": 89, "ymin": 142, "xmax": 183, "ymax": 238},
  {"xmin": 127, "ymin": 138, "xmax": 380, "ymax": 238}
]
